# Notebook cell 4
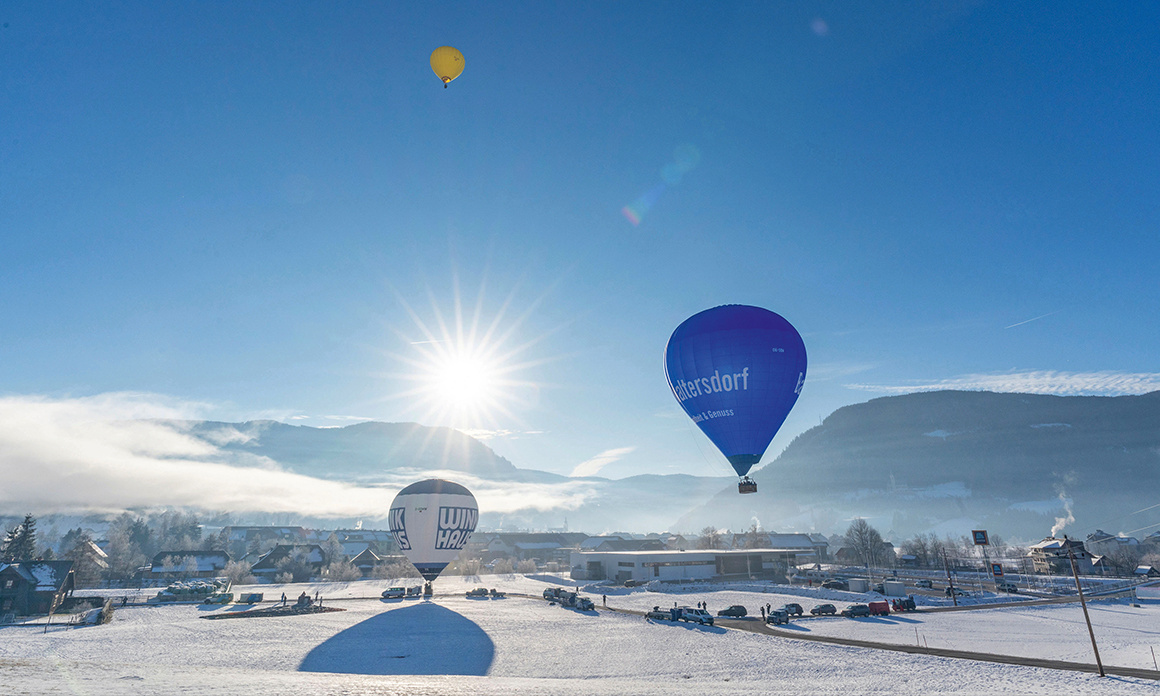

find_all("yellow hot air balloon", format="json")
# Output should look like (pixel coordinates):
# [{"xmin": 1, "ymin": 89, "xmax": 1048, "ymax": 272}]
[{"xmin": 430, "ymin": 46, "xmax": 465, "ymax": 88}]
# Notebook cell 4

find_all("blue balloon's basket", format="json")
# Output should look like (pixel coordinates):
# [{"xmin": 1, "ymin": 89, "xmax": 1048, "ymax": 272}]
[{"xmin": 738, "ymin": 477, "xmax": 757, "ymax": 494}]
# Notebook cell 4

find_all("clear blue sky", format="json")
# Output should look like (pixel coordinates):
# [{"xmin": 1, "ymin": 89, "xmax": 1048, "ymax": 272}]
[{"xmin": 3, "ymin": 2, "xmax": 1159, "ymax": 481}]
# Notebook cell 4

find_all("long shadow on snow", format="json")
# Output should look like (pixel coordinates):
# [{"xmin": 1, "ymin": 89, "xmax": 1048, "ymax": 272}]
[{"xmin": 299, "ymin": 602, "xmax": 494, "ymax": 676}]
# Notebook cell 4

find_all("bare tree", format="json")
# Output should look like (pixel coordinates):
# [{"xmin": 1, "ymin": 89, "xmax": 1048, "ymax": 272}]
[
  {"xmin": 844, "ymin": 518, "xmax": 884, "ymax": 569},
  {"xmin": 322, "ymin": 533, "xmax": 345, "ymax": 565},
  {"xmin": 697, "ymin": 526, "xmax": 723, "ymax": 550},
  {"xmin": 516, "ymin": 559, "xmax": 537, "ymax": 574},
  {"xmin": 901, "ymin": 534, "xmax": 931, "ymax": 567},
  {"xmin": 1106, "ymin": 546, "xmax": 1143, "ymax": 576},
  {"xmin": 223, "ymin": 560, "xmax": 257, "ymax": 585},
  {"xmin": 322, "ymin": 560, "xmax": 363, "ymax": 582},
  {"xmin": 374, "ymin": 560, "xmax": 420, "ymax": 581}
]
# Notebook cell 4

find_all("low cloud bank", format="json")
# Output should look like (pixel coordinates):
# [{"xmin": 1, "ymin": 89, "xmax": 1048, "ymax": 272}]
[
  {"xmin": 0, "ymin": 393, "xmax": 596, "ymax": 518},
  {"xmin": 845, "ymin": 370, "xmax": 1160, "ymax": 397}
]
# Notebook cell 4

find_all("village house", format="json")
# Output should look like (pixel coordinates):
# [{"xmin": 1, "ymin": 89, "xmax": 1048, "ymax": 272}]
[
  {"xmin": 483, "ymin": 533, "xmax": 588, "ymax": 565},
  {"xmin": 149, "ymin": 551, "xmax": 231, "ymax": 579},
  {"xmin": 1027, "ymin": 537, "xmax": 1094, "ymax": 574},
  {"xmin": 1085, "ymin": 529, "xmax": 1141, "ymax": 556},
  {"xmin": 1134, "ymin": 565, "xmax": 1160, "ymax": 578},
  {"xmin": 250, "ymin": 544, "xmax": 325, "ymax": 581},
  {"xmin": 0, "ymin": 561, "xmax": 75, "ymax": 617}
]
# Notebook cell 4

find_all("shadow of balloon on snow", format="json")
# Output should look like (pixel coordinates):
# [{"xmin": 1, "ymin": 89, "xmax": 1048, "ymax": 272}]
[{"xmin": 299, "ymin": 602, "xmax": 494, "ymax": 676}]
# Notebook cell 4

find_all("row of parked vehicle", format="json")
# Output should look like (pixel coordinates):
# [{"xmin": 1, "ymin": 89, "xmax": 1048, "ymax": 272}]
[
  {"xmin": 466, "ymin": 587, "xmax": 506, "ymax": 599},
  {"xmin": 710, "ymin": 596, "xmax": 919, "ymax": 625},
  {"xmin": 380, "ymin": 586, "xmax": 424, "ymax": 599}
]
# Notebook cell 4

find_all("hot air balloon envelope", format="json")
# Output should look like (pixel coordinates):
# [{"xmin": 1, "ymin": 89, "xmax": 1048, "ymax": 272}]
[
  {"xmin": 430, "ymin": 46, "xmax": 465, "ymax": 87},
  {"xmin": 389, "ymin": 479, "xmax": 478, "ymax": 581},
  {"xmin": 664, "ymin": 305, "xmax": 807, "ymax": 479}
]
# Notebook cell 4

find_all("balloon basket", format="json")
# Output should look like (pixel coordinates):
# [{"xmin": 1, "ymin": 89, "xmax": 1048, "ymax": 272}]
[
  {"xmin": 423, "ymin": 582, "xmax": 433, "ymax": 597},
  {"xmin": 738, "ymin": 477, "xmax": 757, "ymax": 494}
]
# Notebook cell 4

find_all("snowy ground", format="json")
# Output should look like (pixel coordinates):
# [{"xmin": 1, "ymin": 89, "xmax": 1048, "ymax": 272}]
[{"xmin": 2, "ymin": 574, "xmax": 1156, "ymax": 695}]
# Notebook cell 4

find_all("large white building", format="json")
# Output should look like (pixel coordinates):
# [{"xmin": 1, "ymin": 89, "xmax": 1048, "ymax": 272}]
[{"xmin": 570, "ymin": 548, "xmax": 809, "ymax": 583}]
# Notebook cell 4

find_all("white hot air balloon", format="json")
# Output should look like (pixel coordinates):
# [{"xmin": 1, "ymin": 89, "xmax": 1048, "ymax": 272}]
[{"xmin": 389, "ymin": 479, "xmax": 478, "ymax": 591}]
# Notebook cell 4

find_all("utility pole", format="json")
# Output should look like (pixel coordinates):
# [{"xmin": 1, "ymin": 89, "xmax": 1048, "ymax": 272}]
[
  {"xmin": 943, "ymin": 549, "xmax": 957, "ymax": 607},
  {"xmin": 1065, "ymin": 535, "xmax": 1104, "ymax": 677}
]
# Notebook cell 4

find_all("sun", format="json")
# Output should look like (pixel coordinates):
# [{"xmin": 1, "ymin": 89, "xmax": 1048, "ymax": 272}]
[
  {"xmin": 429, "ymin": 349, "xmax": 499, "ymax": 412},
  {"xmin": 382, "ymin": 277, "xmax": 550, "ymax": 431}
]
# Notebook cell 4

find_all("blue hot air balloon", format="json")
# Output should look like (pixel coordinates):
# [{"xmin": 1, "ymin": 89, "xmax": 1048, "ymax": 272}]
[{"xmin": 664, "ymin": 305, "xmax": 806, "ymax": 494}]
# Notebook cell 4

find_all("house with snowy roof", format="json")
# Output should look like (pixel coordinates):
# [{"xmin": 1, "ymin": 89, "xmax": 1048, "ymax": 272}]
[
  {"xmin": 1085, "ymin": 529, "xmax": 1140, "ymax": 557},
  {"xmin": 761, "ymin": 534, "xmax": 829, "ymax": 561},
  {"xmin": 484, "ymin": 533, "xmax": 588, "ymax": 564},
  {"xmin": 0, "ymin": 560, "xmax": 75, "ymax": 617},
  {"xmin": 1027, "ymin": 537, "xmax": 1093, "ymax": 574},
  {"xmin": 148, "ymin": 551, "xmax": 231, "ymax": 579},
  {"xmin": 250, "ymin": 544, "xmax": 325, "ymax": 581},
  {"xmin": 349, "ymin": 548, "xmax": 382, "ymax": 576}
]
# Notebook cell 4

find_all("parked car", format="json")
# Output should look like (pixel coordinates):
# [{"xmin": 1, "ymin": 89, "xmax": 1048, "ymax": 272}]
[
  {"xmin": 841, "ymin": 604, "xmax": 871, "ymax": 618},
  {"xmin": 996, "ymin": 582, "xmax": 1018, "ymax": 593},
  {"xmin": 872, "ymin": 583, "xmax": 885, "ymax": 594},
  {"xmin": 543, "ymin": 587, "xmax": 566, "ymax": 601},
  {"xmin": 679, "ymin": 607, "xmax": 714, "ymax": 625},
  {"xmin": 406, "ymin": 585, "xmax": 423, "ymax": 597},
  {"xmin": 810, "ymin": 603, "xmax": 837, "ymax": 616},
  {"xmin": 867, "ymin": 601, "xmax": 890, "ymax": 616},
  {"xmin": 945, "ymin": 586, "xmax": 966, "ymax": 597},
  {"xmin": 766, "ymin": 608, "xmax": 790, "ymax": 625},
  {"xmin": 782, "ymin": 603, "xmax": 803, "ymax": 616},
  {"xmin": 821, "ymin": 580, "xmax": 848, "ymax": 591},
  {"xmin": 914, "ymin": 579, "xmax": 933, "ymax": 589},
  {"xmin": 466, "ymin": 587, "xmax": 490, "ymax": 598},
  {"xmin": 381, "ymin": 587, "xmax": 406, "ymax": 599},
  {"xmin": 489, "ymin": 588, "xmax": 506, "ymax": 598},
  {"xmin": 717, "ymin": 605, "xmax": 747, "ymax": 617},
  {"xmin": 623, "ymin": 579, "xmax": 647, "ymax": 587}
]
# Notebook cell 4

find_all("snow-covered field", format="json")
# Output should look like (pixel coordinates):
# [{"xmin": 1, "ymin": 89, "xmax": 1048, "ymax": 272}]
[{"xmin": 2, "ymin": 574, "xmax": 1156, "ymax": 695}]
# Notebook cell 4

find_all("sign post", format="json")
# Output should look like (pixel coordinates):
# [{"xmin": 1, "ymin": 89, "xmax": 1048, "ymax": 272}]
[{"xmin": 972, "ymin": 530, "xmax": 990, "ymax": 594}]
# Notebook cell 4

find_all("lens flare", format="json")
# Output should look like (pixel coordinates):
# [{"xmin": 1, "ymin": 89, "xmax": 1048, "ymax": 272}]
[{"xmin": 621, "ymin": 144, "xmax": 700, "ymax": 226}]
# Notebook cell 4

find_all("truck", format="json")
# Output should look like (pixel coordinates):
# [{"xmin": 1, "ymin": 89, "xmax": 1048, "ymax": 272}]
[
  {"xmin": 557, "ymin": 591, "xmax": 595, "ymax": 610},
  {"xmin": 646, "ymin": 606, "xmax": 676, "ymax": 621}
]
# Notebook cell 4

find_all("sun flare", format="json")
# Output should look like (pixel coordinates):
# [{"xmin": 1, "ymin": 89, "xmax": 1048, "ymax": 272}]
[
  {"xmin": 430, "ymin": 350, "xmax": 498, "ymax": 411},
  {"xmin": 384, "ymin": 278, "xmax": 550, "ymax": 431}
]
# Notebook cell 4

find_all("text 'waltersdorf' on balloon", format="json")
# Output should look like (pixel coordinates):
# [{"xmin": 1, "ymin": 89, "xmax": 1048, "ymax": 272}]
[{"xmin": 671, "ymin": 368, "xmax": 751, "ymax": 403}]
